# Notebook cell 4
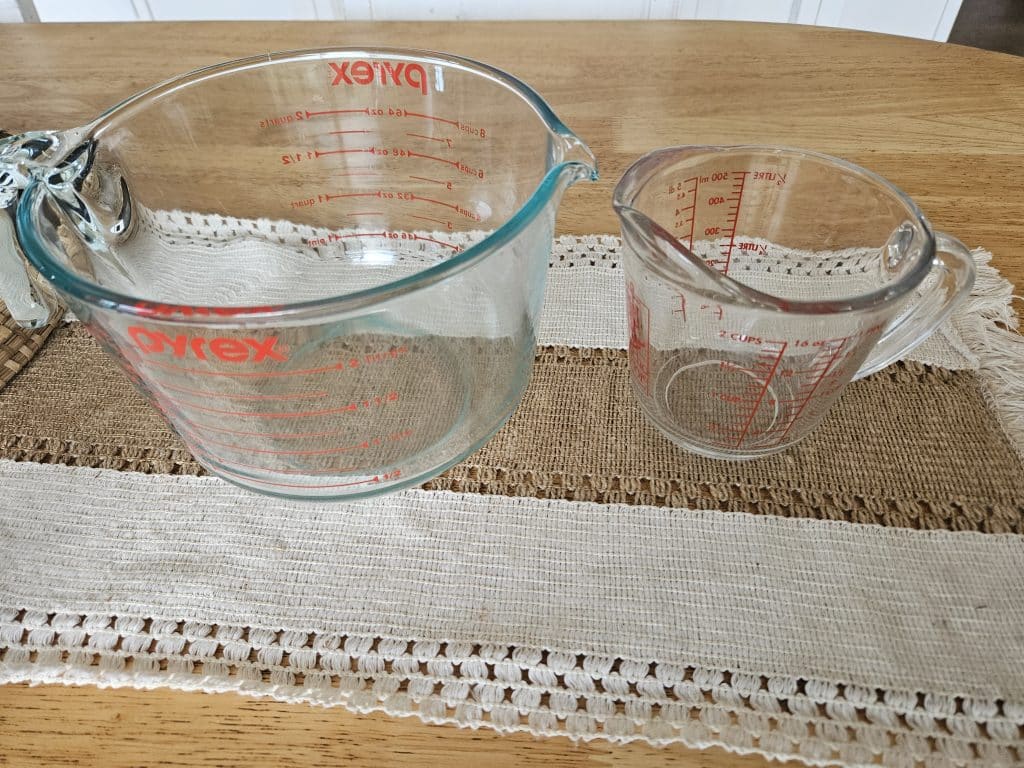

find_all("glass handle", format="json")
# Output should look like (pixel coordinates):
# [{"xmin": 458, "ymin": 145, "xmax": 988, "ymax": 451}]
[
  {"xmin": 854, "ymin": 232, "xmax": 976, "ymax": 380},
  {"xmin": 1, "ymin": 128, "xmax": 65, "ymax": 328},
  {"xmin": 0, "ymin": 205, "xmax": 60, "ymax": 328}
]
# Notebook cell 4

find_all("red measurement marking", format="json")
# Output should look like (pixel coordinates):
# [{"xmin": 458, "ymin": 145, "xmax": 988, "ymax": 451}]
[
  {"xmin": 403, "ymin": 110, "xmax": 459, "ymax": 127},
  {"xmin": 315, "ymin": 148, "xmax": 375, "ymax": 159},
  {"xmin": 306, "ymin": 231, "xmax": 389, "ymax": 247},
  {"xmin": 415, "ymin": 194, "xmax": 459, "ymax": 212},
  {"xmin": 324, "ymin": 192, "xmax": 380, "ymax": 201},
  {"xmin": 683, "ymin": 176, "xmax": 699, "ymax": 250},
  {"xmin": 770, "ymin": 339, "xmax": 848, "ymax": 445},
  {"xmin": 166, "ymin": 393, "xmax": 397, "ymax": 419},
  {"xmin": 415, "ymin": 234, "xmax": 461, "ymax": 251},
  {"xmin": 407, "ymin": 149, "xmax": 458, "ymax": 168},
  {"xmin": 185, "ymin": 429, "xmax": 410, "ymax": 457},
  {"xmin": 182, "ymin": 418, "xmax": 389, "ymax": 440},
  {"xmin": 410, "ymin": 214, "xmax": 449, "ymax": 227},
  {"xmin": 734, "ymin": 341, "xmax": 787, "ymax": 448},
  {"xmin": 409, "ymin": 175, "xmax": 450, "ymax": 187},
  {"xmin": 306, "ymin": 108, "xmax": 369, "ymax": 118},
  {"xmin": 406, "ymin": 132, "xmax": 448, "ymax": 143},
  {"xmin": 327, "ymin": 129, "xmax": 371, "ymax": 135},
  {"xmin": 142, "ymin": 357, "xmax": 345, "ymax": 378},
  {"xmin": 138, "ymin": 344, "xmax": 405, "ymax": 379},
  {"xmin": 157, "ymin": 382, "xmax": 328, "ymax": 401},
  {"xmin": 626, "ymin": 281, "xmax": 651, "ymax": 396},
  {"xmin": 720, "ymin": 171, "xmax": 749, "ymax": 275}
]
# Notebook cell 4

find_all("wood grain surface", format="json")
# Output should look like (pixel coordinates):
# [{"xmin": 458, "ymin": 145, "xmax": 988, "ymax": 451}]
[{"xmin": 1, "ymin": 19, "xmax": 1023, "ymax": 767}]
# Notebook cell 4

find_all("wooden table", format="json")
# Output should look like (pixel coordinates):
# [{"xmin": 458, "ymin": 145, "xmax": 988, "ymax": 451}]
[{"xmin": 1, "ymin": 20, "xmax": 1022, "ymax": 767}]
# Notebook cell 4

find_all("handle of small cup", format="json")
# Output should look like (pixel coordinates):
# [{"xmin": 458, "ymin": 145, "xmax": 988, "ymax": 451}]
[{"xmin": 853, "ymin": 232, "xmax": 976, "ymax": 380}]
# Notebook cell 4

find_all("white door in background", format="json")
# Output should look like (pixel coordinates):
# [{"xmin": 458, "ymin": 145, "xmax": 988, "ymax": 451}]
[{"xmin": 25, "ymin": 0, "xmax": 965, "ymax": 42}]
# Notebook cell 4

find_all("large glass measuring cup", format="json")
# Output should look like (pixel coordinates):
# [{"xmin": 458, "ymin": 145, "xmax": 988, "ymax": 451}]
[
  {"xmin": 0, "ymin": 48, "xmax": 597, "ymax": 498},
  {"xmin": 614, "ymin": 146, "xmax": 974, "ymax": 460}
]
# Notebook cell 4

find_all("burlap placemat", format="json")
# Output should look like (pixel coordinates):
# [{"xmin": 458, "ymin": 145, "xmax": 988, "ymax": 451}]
[
  {"xmin": 0, "ymin": 325, "xmax": 1021, "ymax": 532},
  {"xmin": 0, "ymin": 302, "xmax": 62, "ymax": 390}
]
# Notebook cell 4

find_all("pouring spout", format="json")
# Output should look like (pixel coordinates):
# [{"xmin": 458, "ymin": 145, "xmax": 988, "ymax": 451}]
[{"xmin": 556, "ymin": 132, "xmax": 599, "ymax": 183}]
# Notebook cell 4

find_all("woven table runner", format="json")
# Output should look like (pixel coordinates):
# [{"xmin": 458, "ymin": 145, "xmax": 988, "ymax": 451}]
[{"xmin": 2, "ymin": 234, "xmax": 1023, "ymax": 767}]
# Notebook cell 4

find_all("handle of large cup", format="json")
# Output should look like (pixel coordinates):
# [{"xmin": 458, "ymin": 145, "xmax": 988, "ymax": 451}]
[
  {"xmin": 854, "ymin": 232, "xmax": 976, "ymax": 380},
  {"xmin": 0, "ymin": 205, "xmax": 61, "ymax": 327},
  {"xmin": 1, "ymin": 129, "xmax": 68, "ymax": 328},
  {"xmin": 1, "ymin": 126, "xmax": 122, "ymax": 329}
]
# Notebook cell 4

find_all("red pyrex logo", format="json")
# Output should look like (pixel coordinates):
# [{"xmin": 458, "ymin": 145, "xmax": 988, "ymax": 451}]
[
  {"xmin": 128, "ymin": 326, "xmax": 288, "ymax": 363},
  {"xmin": 329, "ymin": 60, "xmax": 428, "ymax": 95}
]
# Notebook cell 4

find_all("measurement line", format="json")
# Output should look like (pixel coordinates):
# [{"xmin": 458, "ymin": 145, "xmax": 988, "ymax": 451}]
[
  {"xmin": 406, "ymin": 132, "xmax": 448, "ymax": 143},
  {"xmin": 415, "ymin": 234, "xmax": 461, "ymax": 251},
  {"xmin": 165, "ymin": 398, "xmax": 394, "ymax": 419},
  {"xmin": 409, "ymin": 175, "xmax": 450, "ymax": 186},
  {"xmin": 403, "ymin": 110, "xmax": 459, "ymax": 127},
  {"xmin": 306, "ymin": 108, "xmax": 369, "ymax": 118},
  {"xmin": 772, "ymin": 340, "xmax": 848, "ymax": 444},
  {"xmin": 410, "ymin": 214, "xmax": 449, "ymax": 227},
  {"xmin": 414, "ymin": 194, "xmax": 458, "ymax": 212},
  {"xmin": 326, "ymin": 129, "xmax": 371, "ymax": 135},
  {"xmin": 720, "ymin": 171, "xmax": 749, "ymax": 275},
  {"xmin": 138, "ymin": 351, "xmax": 394, "ymax": 379},
  {"xmin": 186, "ymin": 430, "xmax": 405, "ymax": 457},
  {"xmin": 156, "ymin": 382, "xmax": 328, "ymax": 401},
  {"xmin": 315, "ymin": 148, "xmax": 375, "ymax": 158},
  {"xmin": 407, "ymin": 149, "xmax": 459, "ymax": 168},
  {"xmin": 685, "ymin": 176, "xmax": 699, "ymax": 250},
  {"xmin": 311, "ymin": 230, "xmax": 387, "ymax": 241},
  {"xmin": 143, "ymin": 359, "xmax": 348, "ymax": 378},
  {"xmin": 324, "ymin": 192, "xmax": 380, "ymax": 201},
  {"xmin": 734, "ymin": 341, "xmax": 787, "ymax": 448},
  {"xmin": 182, "ymin": 419, "xmax": 384, "ymax": 440},
  {"xmin": 330, "ymin": 170, "xmax": 382, "ymax": 177},
  {"xmin": 348, "ymin": 211, "xmax": 382, "ymax": 216}
]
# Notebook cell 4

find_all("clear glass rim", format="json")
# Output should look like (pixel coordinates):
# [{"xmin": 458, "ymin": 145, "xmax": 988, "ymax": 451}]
[
  {"xmin": 18, "ymin": 47, "xmax": 596, "ymax": 326},
  {"xmin": 613, "ymin": 144, "xmax": 937, "ymax": 315}
]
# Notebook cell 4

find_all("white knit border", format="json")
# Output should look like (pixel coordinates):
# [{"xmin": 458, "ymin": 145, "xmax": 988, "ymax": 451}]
[{"xmin": 2, "ymin": 609, "xmax": 1020, "ymax": 767}]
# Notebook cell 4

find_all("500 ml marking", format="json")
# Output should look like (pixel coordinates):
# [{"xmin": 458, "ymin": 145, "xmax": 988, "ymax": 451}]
[
  {"xmin": 669, "ymin": 171, "xmax": 747, "ymax": 274},
  {"xmin": 668, "ymin": 168, "xmax": 788, "ymax": 275}
]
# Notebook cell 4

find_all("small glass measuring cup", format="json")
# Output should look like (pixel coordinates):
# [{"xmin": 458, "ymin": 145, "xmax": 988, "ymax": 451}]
[
  {"xmin": 614, "ymin": 146, "xmax": 974, "ymax": 460},
  {"xmin": 0, "ymin": 48, "xmax": 597, "ymax": 498}
]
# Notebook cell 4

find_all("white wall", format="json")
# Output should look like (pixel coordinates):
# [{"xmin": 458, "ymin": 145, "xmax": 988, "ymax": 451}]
[
  {"xmin": 23, "ymin": 0, "xmax": 964, "ymax": 42},
  {"xmin": 1, "ymin": 0, "xmax": 27, "ymax": 22}
]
